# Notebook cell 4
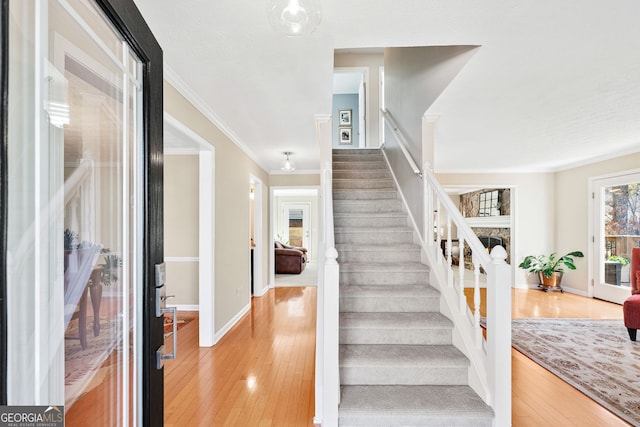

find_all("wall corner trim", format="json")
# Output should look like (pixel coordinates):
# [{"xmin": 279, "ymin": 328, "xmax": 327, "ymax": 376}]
[{"xmin": 213, "ymin": 302, "xmax": 251, "ymax": 345}]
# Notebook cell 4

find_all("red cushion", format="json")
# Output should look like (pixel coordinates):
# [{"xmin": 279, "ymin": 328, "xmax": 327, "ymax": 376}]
[{"xmin": 624, "ymin": 294, "xmax": 640, "ymax": 328}]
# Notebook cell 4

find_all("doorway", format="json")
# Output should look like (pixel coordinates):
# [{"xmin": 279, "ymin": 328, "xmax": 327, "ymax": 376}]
[
  {"xmin": 164, "ymin": 114, "xmax": 215, "ymax": 347},
  {"xmin": 333, "ymin": 68, "xmax": 368, "ymax": 149},
  {"xmin": 250, "ymin": 176, "xmax": 264, "ymax": 296},
  {"xmin": 270, "ymin": 188, "xmax": 319, "ymax": 287},
  {"xmin": 591, "ymin": 171, "xmax": 640, "ymax": 304},
  {"xmin": 1, "ymin": 0, "xmax": 163, "ymax": 424}
]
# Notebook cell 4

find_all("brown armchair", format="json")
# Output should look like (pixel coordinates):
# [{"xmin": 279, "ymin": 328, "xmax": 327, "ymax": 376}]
[{"xmin": 275, "ymin": 241, "xmax": 308, "ymax": 274}]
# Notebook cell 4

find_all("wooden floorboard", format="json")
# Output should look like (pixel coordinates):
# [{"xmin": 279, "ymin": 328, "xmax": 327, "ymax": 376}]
[
  {"xmin": 466, "ymin": 288, "xmax": 630, "ymax": 427},
  {"xmin": 68, "ymin": 284, "xmax": 630, "ymax": 425},
  {"xmin": 164, "ymin": 287, "xmax": 317, "ymax": 427}
]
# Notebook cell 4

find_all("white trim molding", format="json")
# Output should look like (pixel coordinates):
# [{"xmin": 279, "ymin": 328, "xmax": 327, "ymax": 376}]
[
  {"xmin": 214, "ymin": 302, "xmax": 251, "ymax": 344},
  {"xmin": 164, "ymin": 66, "xmax": 269, "ymax": 172}
]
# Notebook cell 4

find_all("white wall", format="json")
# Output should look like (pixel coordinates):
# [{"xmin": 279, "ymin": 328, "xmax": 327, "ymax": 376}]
[{"xmin": 384, "ymin": 46, "xmax": 479, "ymax": 237}]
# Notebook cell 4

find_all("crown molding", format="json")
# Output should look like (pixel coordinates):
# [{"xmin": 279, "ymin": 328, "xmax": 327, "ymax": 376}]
[{"xmin": 163, "ymin": 65, "xmax": 270, "ymax": 172}]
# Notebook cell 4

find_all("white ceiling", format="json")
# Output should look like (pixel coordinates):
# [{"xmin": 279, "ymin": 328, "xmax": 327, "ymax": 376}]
[{"xmin": 134, "ymin": 0, "xmax": 640, "ymax": 173}]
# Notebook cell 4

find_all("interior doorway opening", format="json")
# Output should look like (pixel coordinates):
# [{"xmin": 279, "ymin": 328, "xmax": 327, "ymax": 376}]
[
  {"xmin": 270, "ymin": 187, "xmax": 319, "ymax": 288},
  {"xmin": 164, "ymin": 114, "xmax": 215, "ymax": 347}
]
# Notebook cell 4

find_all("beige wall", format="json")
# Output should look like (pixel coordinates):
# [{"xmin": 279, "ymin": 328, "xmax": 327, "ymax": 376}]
[
  {"xmin": 555, "ymin": 153, "xmax": 640, "ymax": 294},
  {"xmin": 437, "ymin": 172, "xmax": 556, "ymax": 287},
  {"xmin": 439, "ymin": 152, "xmax": 640, "ymax": 294},
  {"xmin": 164, "ymin": 81, "xmax": 270, "ymax": 333},
  {"xmin": 164, "ymin": 154, "xmax": 199, "ymax": 306}
]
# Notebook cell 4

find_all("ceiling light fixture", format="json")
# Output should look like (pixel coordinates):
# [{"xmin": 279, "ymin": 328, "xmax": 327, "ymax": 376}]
[
  {"xmin": 267, "ymin": 0, "xmax": 322, "ymax": 37},
  {"xmin": 281, "ymin": 151, "xmax": 296, "ymax": 172}
]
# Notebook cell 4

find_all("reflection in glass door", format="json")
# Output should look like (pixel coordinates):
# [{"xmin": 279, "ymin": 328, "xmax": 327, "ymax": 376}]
[
  {"xmin": 593, "ymin": 173, "xmax": 640, "ymax": 304},
  {"xmin": 7, "ymin": 0, "xmax": 144, "ymax": 424}
]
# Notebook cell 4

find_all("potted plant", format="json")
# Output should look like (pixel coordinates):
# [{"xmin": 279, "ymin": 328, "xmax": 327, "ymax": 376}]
[
  {"xmin": 606, "ymin": 255, "xmax": 630, "ymax": 285},
  {"xmin": 518, "ymin": 251, "xmax": 584, "ymax": 291}
]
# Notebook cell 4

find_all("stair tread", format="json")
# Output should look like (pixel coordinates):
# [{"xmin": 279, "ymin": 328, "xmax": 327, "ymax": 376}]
[
  {"xmin": 340, "ymin": 312, "xmax": 452, "ymax": 329},
  {"xmin": 335, "ymin": 226, "xmax": 412, "ymax": 233},
  {"xmin": 336, "ymin": 243, "xmax": 420, "ymax": 251},
  {"xmin": 340, "ymin": 344, "xmax": 469, "ymax": 367},
  {"xmin": 340, "ymin": 262, "xmax": 429, "ymax": 272},
  {"xmin": 340, "ymin": 284, "xmax": 439, "ymax": 297},
  {"xmin": 334, "ymin": 212, "xmax": 406, "ymax": 217},
  {"xmin": 339, "ymin": 385, "xmax": 493, "ymax": 417}
]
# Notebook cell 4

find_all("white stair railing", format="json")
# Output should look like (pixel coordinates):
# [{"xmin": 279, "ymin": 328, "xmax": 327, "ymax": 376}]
[
  {"xmin": 380, "ymin": 107, "xmax": 511, "ymax": 426},
  {"xmin": 423, "ymin": 165, "xmax": 512, "ymax": 426},
  {"xmin": 314, "ymin": 115, "xmax": 340, "ymax": 426}
]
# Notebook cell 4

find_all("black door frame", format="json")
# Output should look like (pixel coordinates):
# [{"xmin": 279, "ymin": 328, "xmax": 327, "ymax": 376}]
[{"xmin": 0, "ymin": 0, "xmax": 164, "ymax": 425}]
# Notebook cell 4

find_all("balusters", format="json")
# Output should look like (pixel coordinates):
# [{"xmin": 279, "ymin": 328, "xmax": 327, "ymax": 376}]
[
  {"xmin": 473, "ymin": 255, "xmax": 482, "ymax": 348},
  {"xmin": 459, "ymin": 237, "xmax": 466, "ymax": 313},
  {"xmin": 446, "ymin": 215, "xmax": 452, "ymax": 268}
]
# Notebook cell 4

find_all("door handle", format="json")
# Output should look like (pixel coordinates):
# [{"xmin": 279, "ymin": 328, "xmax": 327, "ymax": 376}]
[{"xmin": 156, "ymin": 306, "xmax": 177, "ymax": 369}]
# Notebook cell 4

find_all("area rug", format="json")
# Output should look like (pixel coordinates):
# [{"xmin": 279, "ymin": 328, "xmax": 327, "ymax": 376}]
[
  {"xmin": 65, "ymin": 315, "xmax": 193, "ymax": 408},
  {"xmin": 164, "ymin": 314, "xmax": 193, "ymax": 338},
  {"xmin": 511, "ymin": 318, "xmax": 640, "ymax": 426},
  {"xmin": 65, "ymin": 317, "xmax": 121, "ymax": 408}
]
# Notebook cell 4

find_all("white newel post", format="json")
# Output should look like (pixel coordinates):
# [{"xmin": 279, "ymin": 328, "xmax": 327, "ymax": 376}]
[
  {"xmin": 487, "ymin": 246, "xmax": 511, "ymax": 426},
  {"xmin": 324, "ymin": 247, "xmax": 340, "ymax": 426}
]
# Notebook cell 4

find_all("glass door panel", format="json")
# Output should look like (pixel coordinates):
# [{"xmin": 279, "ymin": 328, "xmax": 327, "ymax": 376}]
[
  {"xmin": 593, "ymin": 174, "xmax": 640, "ymax": 304},
  {"xmin": 7, "ymin": 0, "xmax": 143, "ymax": 424}
]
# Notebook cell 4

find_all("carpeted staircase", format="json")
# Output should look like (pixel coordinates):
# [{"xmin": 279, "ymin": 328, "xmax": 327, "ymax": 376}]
[{"xmin": 333, "ymin": 148, "xmax": 493, "ymax": 427}]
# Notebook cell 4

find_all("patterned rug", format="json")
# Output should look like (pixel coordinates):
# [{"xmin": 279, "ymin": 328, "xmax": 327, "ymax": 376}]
[
  {"xmin": 65, "ymin": 315, "xmax": 194, "ymax": 408},
  {"xmin": 512, "ymin": 318, "xmax": 640, "ymax": 426},
  {"xmin": 65, "ymin": 318, "xmax": 120, "ymax": 408}
]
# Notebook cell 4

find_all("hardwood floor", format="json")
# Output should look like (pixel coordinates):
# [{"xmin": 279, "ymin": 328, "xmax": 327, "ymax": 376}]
[
  {"xmin": 467, "ymin": 288, "xmax": 630, "ymax": 427},
  {"xmin": 166, "ymin": 286, "xmax": 629, "ymax": 426},
  {"xmin": 165, "ymin": 287, "xmax": 317, "ymax": 426}
]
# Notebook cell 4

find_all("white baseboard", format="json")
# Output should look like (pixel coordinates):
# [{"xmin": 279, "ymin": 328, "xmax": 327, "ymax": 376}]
[
  {"xmin": 214, "ymin": 302, "xmax": 251, "ymax": 344},
  {"xmin": 560, "ymin": 286, "xmax": 588, "ymax": 297},
  {"xmin": 168, "ymin": 304, "xmax": 199, "ymax": 311},
  {"xmin": 254, "ymin": 285, "xmax": 270, "ymax": 297}
]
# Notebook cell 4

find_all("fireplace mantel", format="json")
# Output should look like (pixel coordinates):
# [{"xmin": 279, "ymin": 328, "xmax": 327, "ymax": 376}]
[{"xmin": 464, "ymin": 215, "xmax": 511, "ymax": 228}]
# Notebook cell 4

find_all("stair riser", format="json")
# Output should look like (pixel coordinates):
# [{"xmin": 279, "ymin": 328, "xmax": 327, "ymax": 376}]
[
  {"xmin": 335, "ymin": 231, "xmax": 413, "ymax": 245},
  {"xmin": 338, "ymin": 250, "xmax": 421, "ymax": 263},
  {"xmin": 333, "ymin": 170, "xmax": 390, "ymax": 180},
  {"xmin": 340, "ymin": 329, "xmax": 451, "ymax": 345},
  {"xmin": 333, "ymin": 180, "xmax": 394, "ymax": 190},
  {"xmin": 333, "ymin": 190, "xmax": 397, "ymax": 200},
  {"xmin": 333, "ymin": 161, "xmax": 387, "ymax": 170},
  {"xmin": 339, "ymin": 415, "xmax": 493, "ymax": 427},
  {"xmin": 340, "ymin": 367, "xmax": 468, "ymax": 386},
  {"xmin": 334, "ymin": 216, "xmax": 407, "ymax": 228},
  {"xmin": 334, "ymin": 200, "xmax": 403, "ymax": 214},
  {"xmin": 340, "ymin": 271, "xmax": 428, "ymax": 286},
  {"xmin": 332, "ymin": 154, "xmax": 384, "ymax": 162},
  {"xmin": 340, "ymin": 296, "xmax": 439, "ymax": 313}
]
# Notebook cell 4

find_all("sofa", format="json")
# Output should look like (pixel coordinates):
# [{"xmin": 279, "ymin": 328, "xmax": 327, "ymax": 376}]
[{"xmin": 275, "ymin": 241, "xmax": 308, "ymax": 274}]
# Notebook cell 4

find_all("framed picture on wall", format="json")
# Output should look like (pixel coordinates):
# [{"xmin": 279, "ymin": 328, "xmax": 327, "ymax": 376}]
[
  {"xmin": 339, "ymin": 127, "xmax": 352, "ymax": 144},
  {"xmin": 339, "ymin": 109, "xmax": 352, "ymax": 126}
]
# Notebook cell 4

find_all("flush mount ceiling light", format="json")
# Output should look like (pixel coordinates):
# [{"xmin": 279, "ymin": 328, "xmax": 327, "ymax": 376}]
[
  {"xmin": 281, "ymin": 151, "xmax": 296, "ymax": 172},
  {"xmin": 267, "ymin": 0, "xmax": 322, "ymax": 36}
]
